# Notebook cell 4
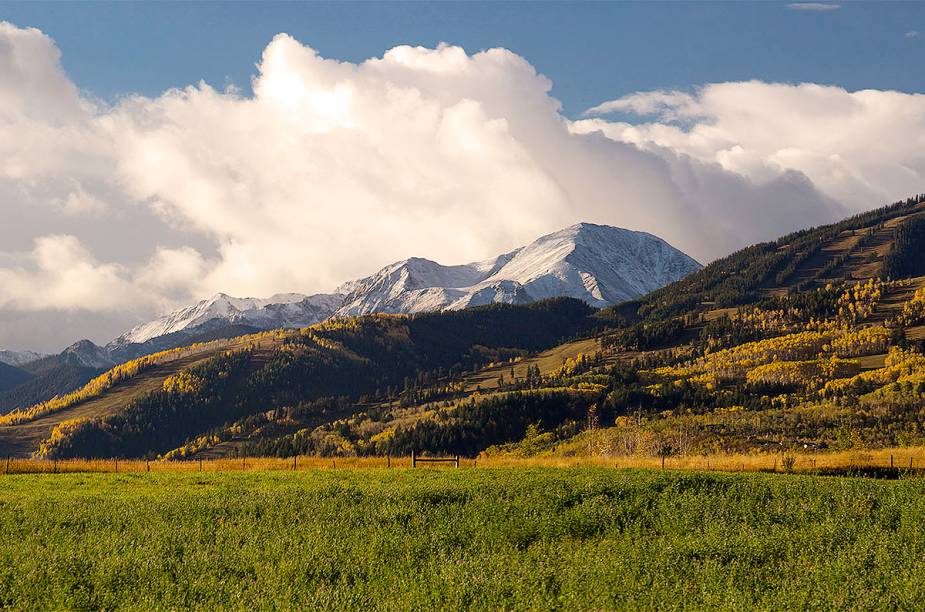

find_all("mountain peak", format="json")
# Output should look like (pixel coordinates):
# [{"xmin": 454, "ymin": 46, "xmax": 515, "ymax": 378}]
[
  {"xmin": 107, "ymin": 221, "xmax": 701, "ymax": 352},
  {"xmin": 62, "ymin": 340, "xmax": 114, "ymax": 369}
]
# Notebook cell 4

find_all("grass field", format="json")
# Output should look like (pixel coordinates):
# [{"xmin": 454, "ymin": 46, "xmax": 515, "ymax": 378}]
[{"xmin": 1, "ymin": 468, "xmax": 924, "ymax": 609}]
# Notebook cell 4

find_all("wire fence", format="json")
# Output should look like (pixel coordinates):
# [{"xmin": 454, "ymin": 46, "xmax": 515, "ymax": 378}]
[{"xmin": 2, "ymin": 446, "xmax": 924, "ymax": 476}]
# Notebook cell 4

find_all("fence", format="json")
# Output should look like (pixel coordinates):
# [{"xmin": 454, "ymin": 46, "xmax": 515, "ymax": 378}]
[
  {"xmin": 3, "ymin": 447, "xmax": 925, "ymax": 475},
  {"xmin": 411, "ymin": 450, "xmax": 460, "ymax": 468}
]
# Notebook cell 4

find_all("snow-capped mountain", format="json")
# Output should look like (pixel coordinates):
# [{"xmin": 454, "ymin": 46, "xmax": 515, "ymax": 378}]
[
  {"xmin": 110, "ymin": 293, "xmax": 343, "ymax": 348},
  {"xmin": 336, "ymin": 223, "xmax": 701, "ymax": 315},
  {"xmin": 0, "ymin": 350, "xmax": 46, "ymax": 367},
  {"xmin": 107, "ymin": 222, "xmax": 700, "ymax": 354},
  {"xmin": 334, "ymin": 251, "xmax": 521, "ymax": 316}
]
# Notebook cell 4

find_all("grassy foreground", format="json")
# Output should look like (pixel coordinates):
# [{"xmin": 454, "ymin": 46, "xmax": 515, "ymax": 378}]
[{"xmin": 1, "ymin": 469, "xmax": 924, "ymax": 610}]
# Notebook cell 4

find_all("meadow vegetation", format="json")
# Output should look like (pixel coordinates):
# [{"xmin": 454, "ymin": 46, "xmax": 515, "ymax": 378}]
[{"xmin": 1, "ymin": 468, "xmax": 923, "ymax": 609}]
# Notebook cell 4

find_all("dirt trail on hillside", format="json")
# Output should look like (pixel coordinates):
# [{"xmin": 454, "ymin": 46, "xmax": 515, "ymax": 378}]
[{"xmin": 0, "ymin": 337, "xmax": 280, "ymax": 458}]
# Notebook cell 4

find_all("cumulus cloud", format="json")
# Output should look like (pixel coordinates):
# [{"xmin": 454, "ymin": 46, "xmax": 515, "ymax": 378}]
[
  {"xmin": 580, "ymin": 81, "xmax": 925, "ymax": 212},
  {"xmin": 0, "ymin": 22, "xmax": 916, "ymax": 349},
  {"xmin": 0, "ymin": 235, "xmax": 136, "ymax": 311}
]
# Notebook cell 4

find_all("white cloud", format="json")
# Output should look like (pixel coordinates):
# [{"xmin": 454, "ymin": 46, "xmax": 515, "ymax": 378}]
[
  {"xmin": 786, "ymin": 3, "xmax": 841, "ymax": 11},
  {"xmin": 56, "ymin": 188, "xmax": 109, "ymax": 215},
  {"xmin": 580, "ymin": 81, "xmax": 925, "ymax": 212},
  {"xmin": 0, "ymin": 22, "xmax": 916, "ymax": 350},
  {"xmin": 906, "ymin": 31, "xmax": 920, "ymax": 39},
  {"xmin": 0, "ymin": 235, "xmax": 136, "ymax": 311},
  {"xmin": 585, "ymin": 90, "xmax": 699, "ymax": 119}
]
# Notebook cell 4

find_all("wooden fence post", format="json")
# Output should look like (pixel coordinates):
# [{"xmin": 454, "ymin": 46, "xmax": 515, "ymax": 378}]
[
  {"xmin": 332, "ymin": 459, "xmax": 336, "ymax": 469},
  {"xmin": 411, "ymin": 450, "xmax": 416, "ymax": 468},
  {"xmin": 891, "ymin": 454, "xmax": 894, "ymax": 468},
  {"xmin": 387, "ymin": 454, "xmax": 390, "ymax": 468},
  {"xmin": 146, "ymin": 460, "xmax": 150, "ymax": 473},
  {"xmin": 53, "ymin": 459, "xmax": 57, "ymax": 474},
  {"xmin": 293, "ymin": 455, "xmax": 297, "ymax": 471},
  {"xmin": 199, "ymin": 458, "xmax": 203, "ymax": 472},
  {"xmin": 455, "ymin": 455, "xmax": 460, "ymax": 469},
  {"xmin": 114, "ymin": 459, "xmax": 118, "ymax": 473}
]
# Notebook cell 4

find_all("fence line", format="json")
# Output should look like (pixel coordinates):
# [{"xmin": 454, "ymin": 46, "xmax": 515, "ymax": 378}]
[{"xmin": 1, "ymin": 447, "xmax": 924, "ymax": 475}]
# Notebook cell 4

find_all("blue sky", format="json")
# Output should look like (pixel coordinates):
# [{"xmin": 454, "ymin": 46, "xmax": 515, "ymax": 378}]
[
  {"xmin": 1, "ymin": 2, "xmax": 925, "ymax": 350},
  {"xmin": 2, "ymin": 1, "xmax": 923, "ymax": 117}
]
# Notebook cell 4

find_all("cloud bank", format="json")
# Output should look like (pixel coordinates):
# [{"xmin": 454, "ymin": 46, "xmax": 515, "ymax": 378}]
[
  {"xmin": 578, "ymin": 81, "xmax": 925, "ymax": 213},
  {"xmin": 0, "ymin": 22, "xmax": 920, "ymax": 350}
]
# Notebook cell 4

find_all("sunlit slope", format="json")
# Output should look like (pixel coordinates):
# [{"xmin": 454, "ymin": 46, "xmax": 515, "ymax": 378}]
[
  {"xmin": 13, "ymin": 300, "xmax": 595, "ymax": 459},
  {"xmin": 0, "ymin": 336, "xmax": 277, "ymax": 458},
  {"xmin": 618, "ymin": 196, "xmax": 925, "ymax": 323},
  {"xmin": 168, "ymin": 335, "xmax": 611, "ymax": 459}
]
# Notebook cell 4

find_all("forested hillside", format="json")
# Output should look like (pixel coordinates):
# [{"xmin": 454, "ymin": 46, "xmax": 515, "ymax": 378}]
[
  {"xmin": 0, "ymin": 356, "xmax": 103, "ymax": 416},
  {"xmin": 4, "ymin": 194, "xmax": 925, "ymax": 461},
  {"xmin": 192, "ymin": 194, "xmax": 925, "ymax": 461},
  {"xmin": 0, "ymin": 362, "xmax": 31, "ymax": 394},
  {"xmin": 0, "ymin": 299, "xmax": 594, "ymax": 458}
]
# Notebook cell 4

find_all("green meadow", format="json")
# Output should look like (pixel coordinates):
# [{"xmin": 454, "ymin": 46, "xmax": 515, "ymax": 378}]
[{"xmin": 1, "ymin": 468, "xmax": 924, "ymax": 610}]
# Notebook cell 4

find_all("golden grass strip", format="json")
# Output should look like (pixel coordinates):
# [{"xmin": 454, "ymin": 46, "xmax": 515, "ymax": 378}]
[{"xmin": 2, "ymin": 446, "xmax": 925, "ymax": 475}]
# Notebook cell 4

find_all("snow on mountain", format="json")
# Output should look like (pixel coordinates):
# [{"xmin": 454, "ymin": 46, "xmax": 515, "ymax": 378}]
[
  {"xmin": 107, "ymin": 222, "xmax": 700, "ymax": 353},
  {"xmin": 110, "ymin": 292, "xmax": 343, "ymax": 347},
  {"xmin": 62, "ymin": 340, "xmax": 115, "ymax": 369},
  {"xmin": 336, "ymin": 223, "xmax": 700, "ymax": 315},
  {"xmin": 0, "ymin": 350, "xmax": 46, "ymax": 367},
  {"xmin": 479, "ymin": 223, "xmax": 701, "ymax": 306}
]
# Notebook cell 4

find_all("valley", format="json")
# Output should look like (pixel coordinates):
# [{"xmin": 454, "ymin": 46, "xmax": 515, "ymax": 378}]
[
  {"xmin": 3, "ymin": 7, "xmax": 923, "ymax": 609},
  {"xmin": 2, "ymin": 195, "xmax": 925, "ymax": 466}
]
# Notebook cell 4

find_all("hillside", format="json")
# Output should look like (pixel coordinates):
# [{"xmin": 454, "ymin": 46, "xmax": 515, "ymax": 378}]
[
  {"xmin": 0, "ymin": 222, "xmax": 697, "ymax": 419},
  {"xmin": 0, "ymin": 342, "xmax": 111, "ymax": 415},
  {"xmin": 0, "ymin": 362, "xmax": 31, "ymax": 394},
  {"xmin": 4, "ymin": 194, "xmax": 925, "ymax": 461},
  {"xmin": 204, "ymin": 194, "xmax": 925, "ymax": 461},
  {"xmin": 0, "ymin": 299, "xmax": 594, "ymax": 458},
  {"xmin": 0, "ymin": 336, "xmax": 276, "ymax": 457}
]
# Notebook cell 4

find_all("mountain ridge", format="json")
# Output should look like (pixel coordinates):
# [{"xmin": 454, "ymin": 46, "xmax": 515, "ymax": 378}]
[
  {"xmin": 0, "ymin": 222, "xmax": 699, "ymax": 416},
  {"xmin": 0, "ymin": 350, "xmax": 46, "ymax": 368},
  {"xmin": 116, "ymin": 222, "xmax": 699, "ymax": 349},
  {"xmin": 5, "ymin": 193, "xmax": 925, "ymax": 459}
]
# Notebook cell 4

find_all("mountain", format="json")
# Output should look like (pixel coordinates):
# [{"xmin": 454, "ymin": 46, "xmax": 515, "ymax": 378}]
[
  {"xmin": 0, "ymin": 362, "xmax": 31, "ymax": 394},
  {"xmin": 0, "ymin": 340, "xmax": 113, "ymax": 415},
  {"xmin": 60, "ymin": 340, "xmax": 115, "ymax": 369},
  {"xmin": 109, "ymin": 293, "xmax": 343, "ymax": 349},
  {"xmin": 0, "ymin": 350, "xmax": 46, "ymax": 367},
  {"xmin": 114, "ymin": 223, "xmax": 700, "ymax": 353},
  {"xmin": 5, "ymin": 193, "xmax": 925, "ymax": 460},
  {"xmin": 0, "ymin": 222, "xmax": 699, "ymax": 417},
  {"xmin": 336, "ymin": 224, "xmax": 700, "ymax": 315}
]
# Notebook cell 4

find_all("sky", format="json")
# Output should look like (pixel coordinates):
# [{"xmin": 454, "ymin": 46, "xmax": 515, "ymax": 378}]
[{"xmin": 0, "ymin": 1, "xmax": 924, "ymax": 351}]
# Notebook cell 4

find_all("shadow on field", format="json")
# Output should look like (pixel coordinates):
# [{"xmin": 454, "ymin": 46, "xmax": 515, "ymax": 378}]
[{"xmin": 788, "ymin": 466, "xmax": 925, "ymax": 479}]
